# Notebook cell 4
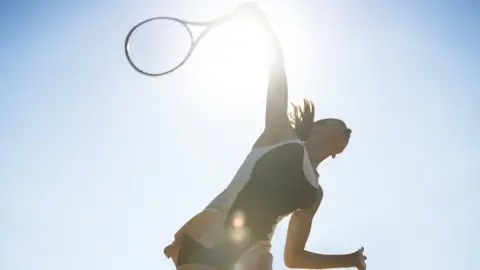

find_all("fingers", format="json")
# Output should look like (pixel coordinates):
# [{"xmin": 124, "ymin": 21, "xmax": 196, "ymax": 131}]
[
  {"xmin": 357, "ymin": 246, "xmax": 367, "ymax": 270},
  {"xmin": 164, "ymin": 243, "xmax": 180, "ymax": 258},
  {"xmin": 359, "ymin": 259, "xmax": 367, "ymax": 270},
  {"xmin": 361, "ymin": 246, "xmax": 366, "ymax": 260},
  {"xmin": 163, "ymin": 245, "xmax": 173, "ymax": 257}
]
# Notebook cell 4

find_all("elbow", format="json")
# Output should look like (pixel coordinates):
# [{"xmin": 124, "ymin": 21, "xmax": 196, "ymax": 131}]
[
  {"xmin": 284, "ymin": 257, "xmax": 296, "ymax": 268},
  {"xmin": 284, "ymin": 251, "xmax": 302, "ymax": 269}
]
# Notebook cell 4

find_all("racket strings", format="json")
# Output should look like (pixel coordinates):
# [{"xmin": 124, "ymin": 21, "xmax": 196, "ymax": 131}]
[{"xmin": 124, "ymin": 9, "xmax": 239, "ymax": 77}]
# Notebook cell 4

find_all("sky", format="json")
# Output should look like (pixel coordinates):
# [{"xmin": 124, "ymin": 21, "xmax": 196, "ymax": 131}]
[{"xmin": 0, "ymin": 0, "xmax": 479, "ymax": 270}]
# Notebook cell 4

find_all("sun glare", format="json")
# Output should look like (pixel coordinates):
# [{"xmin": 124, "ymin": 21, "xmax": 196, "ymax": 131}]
[{"xmin": 188, "ymin": 17, "xmax": 272, "ymax": 101}]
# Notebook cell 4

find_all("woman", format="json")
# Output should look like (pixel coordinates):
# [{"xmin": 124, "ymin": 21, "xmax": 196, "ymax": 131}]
[{"xmin": 164, "ymin": 3, "xmax": 367, "ymax": 270}]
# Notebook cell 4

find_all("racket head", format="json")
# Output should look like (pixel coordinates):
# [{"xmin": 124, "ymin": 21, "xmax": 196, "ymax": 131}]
[{"xmin": 124, "ymin": 16, "xmax": 195, "ymax": 77}]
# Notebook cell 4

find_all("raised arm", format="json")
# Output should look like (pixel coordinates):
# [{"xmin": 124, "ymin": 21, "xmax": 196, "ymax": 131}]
[
  {"xmin": 243, "ymin": 3, "xmax": 293, "ymax": 138},
  {"xmin": 263, "ymin": 20, "xmax": 289, "ymax": 133},
  {"xmin": 284, "ymin": 190, "xmax": 364, "ymax": 269}
]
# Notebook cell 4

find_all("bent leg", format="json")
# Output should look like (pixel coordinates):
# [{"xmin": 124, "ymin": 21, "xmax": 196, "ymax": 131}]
[{"xmin": 236, "ymin": 243, "xmax": 273, "ymax": 270}]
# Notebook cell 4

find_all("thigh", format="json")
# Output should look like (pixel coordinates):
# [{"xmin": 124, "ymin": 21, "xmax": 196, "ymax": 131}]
[
  {"xmin": 235, "ymin": 244, "xmax": 273, "ymax": 270},
  {"xmin": 177, "ymin": 235, "xmax": 225, "ymax": 269}
]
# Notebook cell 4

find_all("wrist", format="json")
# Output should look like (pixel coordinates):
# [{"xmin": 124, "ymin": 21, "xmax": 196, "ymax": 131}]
[{"xmin": 345, "ymin": 252, "xmax": 357, "ymax": 268}]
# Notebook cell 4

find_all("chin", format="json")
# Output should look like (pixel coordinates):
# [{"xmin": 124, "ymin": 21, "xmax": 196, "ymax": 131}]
[{"xmin": 332, "ymin": 149, "xmax": 345, "ymax": 159}]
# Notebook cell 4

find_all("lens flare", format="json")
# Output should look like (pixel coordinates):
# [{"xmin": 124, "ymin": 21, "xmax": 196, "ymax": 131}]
[
  {"xmin": 232, "ymin": 211, "xmax": 245, "ymax": 228},
  {"xmin": 229, "ymin": 211, "xmax": 249, "ymax": 245}
]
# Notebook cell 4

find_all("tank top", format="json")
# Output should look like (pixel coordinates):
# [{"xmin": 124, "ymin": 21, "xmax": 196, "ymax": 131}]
[{"xmin": 199, "ymin": 139, "xmax": 320, "ymax": 249}]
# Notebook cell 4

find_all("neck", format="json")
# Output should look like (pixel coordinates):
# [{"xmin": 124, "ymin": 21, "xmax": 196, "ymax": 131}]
[
  {"xmin": 309, "ymin": 153, "xmax": 330, "ymax": 169},
  {"xmin": 306, "ymin": 141, "xmax": 333, "ymax": 169}
]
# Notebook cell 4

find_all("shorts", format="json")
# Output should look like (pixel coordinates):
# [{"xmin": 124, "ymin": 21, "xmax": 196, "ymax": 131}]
[{"xmin": 177, "ymin": 235, "xmax": 272, "ymax": 270}]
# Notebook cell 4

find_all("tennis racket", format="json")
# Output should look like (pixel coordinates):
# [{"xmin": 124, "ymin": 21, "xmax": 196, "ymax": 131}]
[{"xmin": 124, "ymin": 5, "xmax": 254, "ymax": 77}]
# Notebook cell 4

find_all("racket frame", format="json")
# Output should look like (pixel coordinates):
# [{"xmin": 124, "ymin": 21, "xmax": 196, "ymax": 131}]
[{"xmin": 124, "ymin": 10, "xmax": 237, "ymax": 77}]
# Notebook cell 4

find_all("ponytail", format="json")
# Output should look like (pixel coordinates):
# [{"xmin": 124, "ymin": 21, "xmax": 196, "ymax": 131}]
[{"xmin": 289, "ymin": 99, "xmax": 315, "ymax": 142}]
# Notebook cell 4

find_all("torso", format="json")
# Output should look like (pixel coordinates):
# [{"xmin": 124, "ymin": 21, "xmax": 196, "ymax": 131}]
[{"xmin": 178, "ymin": 139, "xmax": 320, "ymax": 269}]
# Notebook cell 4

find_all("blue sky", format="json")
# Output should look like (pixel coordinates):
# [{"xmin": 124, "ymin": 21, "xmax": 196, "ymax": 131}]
[{"xmin": 1, "ymin": 0, "xmax": 479, "ymax": 270}]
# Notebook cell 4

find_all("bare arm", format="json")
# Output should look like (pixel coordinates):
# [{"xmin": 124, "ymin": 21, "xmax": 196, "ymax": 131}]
[
  {"xmin": 245, "ymin": 4, "xmax": 294, "ymax": 140},
  {"xmin": 264, "ymin": 21, "xmax": 289, "ymax": 133},
  {"xmin": 284, "ymin": 190, "xmax": 356, "ymax": 269}
]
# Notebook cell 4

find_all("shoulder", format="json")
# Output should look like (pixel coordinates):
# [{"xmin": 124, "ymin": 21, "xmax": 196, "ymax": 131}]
[
  {"xmin": 248, "ymin": 141, "xmax": 306, "ymax": 181},
  {"xmin": 294, "ymin": 187, "xmax": 324, "ymax": 216},
  {"xmin": 253, "ymin": 126, "xmax": 298, "ymax": 149},
  {"xmin": 255, "ymin": 141, "xmax": 305, "ymax": 164},
  {"xmin": 270, "ymin": 142, "xmax": 304, "ymax": 154},
  {"xmin": 312, "ymin": 186, "xmax": 324, "ymax": 209},
  {"xmin": 317, "ymin": 186, "xmax": 324, "ymax": 203}
]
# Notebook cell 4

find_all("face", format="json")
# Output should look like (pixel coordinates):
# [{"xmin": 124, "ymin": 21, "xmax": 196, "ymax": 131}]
[{"xmin": 307, "ymin": 119, "xmax": 352, "ymax": 158}]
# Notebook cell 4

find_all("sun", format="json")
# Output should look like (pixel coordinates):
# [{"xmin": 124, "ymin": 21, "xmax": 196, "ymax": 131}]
[{"xmin": 187, "ymin": 17, "xmax": 273, "ymax": 102}]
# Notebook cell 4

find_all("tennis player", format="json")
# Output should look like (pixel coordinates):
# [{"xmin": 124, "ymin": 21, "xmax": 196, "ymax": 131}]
[{"xmin": 164, "ymin": 3, "xmax": 367, "ymax": 270}]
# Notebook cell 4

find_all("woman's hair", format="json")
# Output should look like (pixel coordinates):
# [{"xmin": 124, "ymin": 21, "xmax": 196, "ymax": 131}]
[{"xmin": 289, "ymin": 99, "xmax": 315, "ymax": 142}]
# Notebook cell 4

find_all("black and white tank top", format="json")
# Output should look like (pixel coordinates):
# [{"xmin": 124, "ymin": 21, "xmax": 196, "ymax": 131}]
[{"xmin": 199, "ymin": 139, "xmax": 320, "ymax": 249}]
